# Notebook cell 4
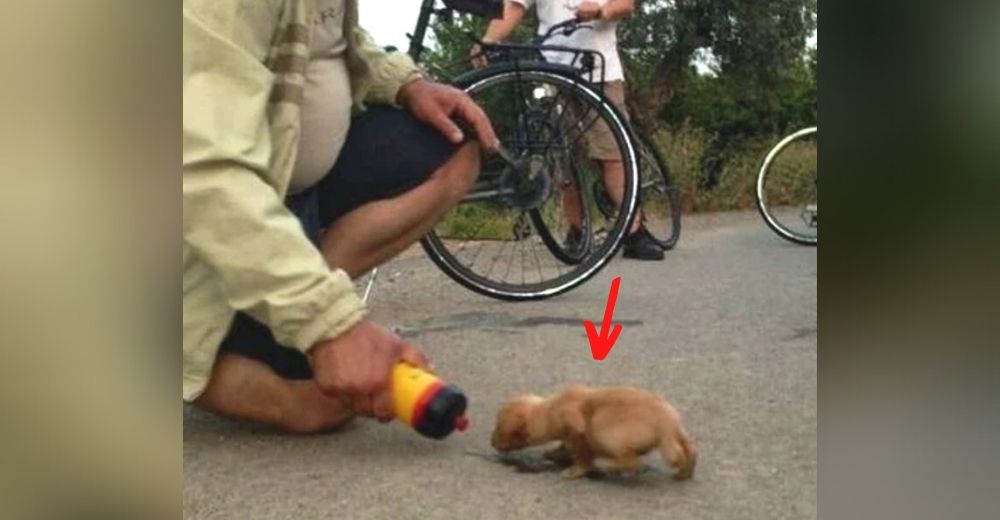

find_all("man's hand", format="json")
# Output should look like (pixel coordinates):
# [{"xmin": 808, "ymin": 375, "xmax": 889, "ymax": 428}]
[
  {"xmin": 470, "ymin": 42, "xmax": 490, "ymax": 70},
  {"xmin": 575, "ymin": 1, "xmax": 603, "ymax": 21},
  {"xmin": 310, "ymin": 319, "xmax": 429, "ymax": 422},
  {"xmin": 397, "ymin": 79, "xmax": 499, "ymax": 152}
]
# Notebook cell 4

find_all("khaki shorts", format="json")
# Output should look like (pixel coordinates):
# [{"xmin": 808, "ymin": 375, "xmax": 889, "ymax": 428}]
[{"xmin": 571, "ymin": 80, "xmax": 629, "ymax": 162}]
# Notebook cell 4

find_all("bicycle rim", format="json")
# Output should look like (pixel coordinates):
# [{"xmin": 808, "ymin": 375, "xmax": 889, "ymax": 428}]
[{"xmin": 755, "ymin": 127, "xmax": 818, "ymax": 246}]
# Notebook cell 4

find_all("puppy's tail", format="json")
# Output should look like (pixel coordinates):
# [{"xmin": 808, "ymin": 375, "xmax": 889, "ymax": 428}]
[{"xmin": 659, "ymin": 427, "xmax": 697, "ymax": 480}]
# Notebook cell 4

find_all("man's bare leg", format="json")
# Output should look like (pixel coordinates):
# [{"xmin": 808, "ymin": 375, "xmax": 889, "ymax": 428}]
[
  {"xmin": 561, "ymin": 181, "xmax": 584, "ymax": 230},
  {"xmin": 559, "ymin": 159, "xmax": 642, "ymax": 234},
  {"xmin": 600, "ymin": 159, "xmax": 642, "ymax": 234},
  {"xmin": 193, "ymin": 353, "xmax": 354, "ymax": 434},
  {"xmin": 321, "ymin": 142, "xmax": 480, "ymax": 278}
]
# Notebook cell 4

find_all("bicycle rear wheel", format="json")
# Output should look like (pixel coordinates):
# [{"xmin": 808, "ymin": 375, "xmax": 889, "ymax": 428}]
[
  {"xmin": 636, "ymin": 133, "xmax": 681, "ymax": 249},
  {"xmin": 755, "ymin": 127, "xmax": 818, "ymax": 246},
  {"xmin": 420, "ymin": 65, "xmax": 638, "ymax": 300}
]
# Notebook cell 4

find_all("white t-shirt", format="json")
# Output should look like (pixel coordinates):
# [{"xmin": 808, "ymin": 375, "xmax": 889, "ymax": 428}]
[{"xmin": 508, "ymin": 0, "xmax": 624, "ymax": 81}]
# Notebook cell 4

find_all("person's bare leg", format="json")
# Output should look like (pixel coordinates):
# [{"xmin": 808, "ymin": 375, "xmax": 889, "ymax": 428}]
[
  {"xmin": 561, "ymin": 181, "xmax": 584, "ymax": 230},
  {"xmin": 192, "ymin": 353, "xmax": 354, "ymax": 434},
  {"xmin": 321, "ymin": 142, "xmax": 480, "ymax": 278},
  {"xmin": 600, "ymin": 159, "xmax": 642, "ymax": 234}
]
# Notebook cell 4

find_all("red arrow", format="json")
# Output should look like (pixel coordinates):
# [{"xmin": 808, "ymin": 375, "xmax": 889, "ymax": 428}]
[{"xmin": 584, "ymin": 276, "xmax": 623, "ymax": 361}]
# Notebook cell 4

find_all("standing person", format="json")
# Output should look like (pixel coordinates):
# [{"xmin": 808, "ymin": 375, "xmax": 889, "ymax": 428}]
[
  {"xmin": 184, "ymin": 0, "xmax": 497, "ymax": 433},
  {"xmin": 473, "ymin": 0, "xmax": 663, "ymax": 260}
]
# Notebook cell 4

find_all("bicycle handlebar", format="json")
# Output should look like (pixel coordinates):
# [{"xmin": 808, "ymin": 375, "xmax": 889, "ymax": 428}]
[
  {"xmin": 535, "ymin": 18, "xmax": 592, "ymax": 44},
  {"xmin": 465, "ymin": 18, "xmax": 590, "ymax": 47}
]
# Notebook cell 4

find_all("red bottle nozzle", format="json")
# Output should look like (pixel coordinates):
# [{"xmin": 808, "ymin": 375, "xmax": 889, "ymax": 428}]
[{"xmin": 453, "ymin": 415, "xmax": 469, "ymax": 432}]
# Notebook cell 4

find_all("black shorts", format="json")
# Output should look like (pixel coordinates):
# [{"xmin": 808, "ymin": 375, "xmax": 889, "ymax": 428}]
[{"xmin": 218, "ymin": 106, "xmax": 459, "ymax": 379}]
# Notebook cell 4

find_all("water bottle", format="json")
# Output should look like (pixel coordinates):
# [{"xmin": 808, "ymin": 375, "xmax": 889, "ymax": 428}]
[{"xmin": 392, "ymin": 363, "xmax": 469, "ymax": 439}]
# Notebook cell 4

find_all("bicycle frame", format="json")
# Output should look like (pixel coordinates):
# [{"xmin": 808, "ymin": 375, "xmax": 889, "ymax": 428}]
[
  {"xmin": 408, "ymin": 0, "xmax": 438, "ymax": 62},
  {"xmin": 362, "ymin": 0, "xmax": 636, "ymax": 302},
  {"xmin": 405, "ymin": 2, "xmax": 610, "ymax": 204}
]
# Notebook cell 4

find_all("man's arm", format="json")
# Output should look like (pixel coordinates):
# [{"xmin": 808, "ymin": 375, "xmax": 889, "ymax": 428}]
[
  {"xmin": 482, "ymin": 1, "xmax": 528, "ymax": 44},
  {"xmin": 577, "ymin": 0, "xmax": 635, "ymax": 22},
  {"xmin": 471, "ymin": 1, "xmax": 528, "ymax": 68},
  {"xmin": 347, "ymin": 25, "xmax": 496, "ymax": 147},
  {"xmin": 599, "ymin": 0, "xmax": 636, "ymax": 21},
  {"xmin": 352, "ymin": 26, "xmax": 425, "ymax": 106}
]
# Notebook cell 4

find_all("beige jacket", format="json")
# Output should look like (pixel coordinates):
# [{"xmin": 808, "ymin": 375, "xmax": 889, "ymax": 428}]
[{"xmin": 183, "ymin": 0, "xmax": 422, "ymax": 400}]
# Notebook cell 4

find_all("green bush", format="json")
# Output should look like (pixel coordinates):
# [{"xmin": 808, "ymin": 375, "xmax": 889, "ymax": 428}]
[
  {"xmin": 653, "ymin": 125, "xmax": 816, "ymax": 213},
  {"xmin": 435, "ymin": 203, "xmax": 514, "ymax": 240}
]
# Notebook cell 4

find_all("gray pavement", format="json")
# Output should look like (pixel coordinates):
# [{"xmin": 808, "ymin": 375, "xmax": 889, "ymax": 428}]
[{"xmin": 184, "ymin": 210, "xmax": 817, "ymax": 520}]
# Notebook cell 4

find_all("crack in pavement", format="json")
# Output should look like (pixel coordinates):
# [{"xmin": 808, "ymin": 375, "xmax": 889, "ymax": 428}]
[
  {"xmin": 783, "ymin": 326, "xmax": 817, "ymax": 341},
  {"xmin": 394, "ymin": 311, "xmax": 643, "ymax": 338}
]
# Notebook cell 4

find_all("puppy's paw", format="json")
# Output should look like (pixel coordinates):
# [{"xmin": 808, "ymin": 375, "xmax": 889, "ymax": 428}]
[
  {"xmin": 605, "ymin": 460, "xmax": 644, "ymax": 479},
  {"xmin": 606, "ymin": 467, "xmax": 643, "ymax": 479},
  {"xmin": 543, "ymin": 445, "xmax": 573, "ymax": 466},
  {"xmin": 672, "ymin": 468, "xmax": 694, "ymax": 481},
  {"xmin": 561, "ymin": 465, "xmax": 589, "ymax": 480}
]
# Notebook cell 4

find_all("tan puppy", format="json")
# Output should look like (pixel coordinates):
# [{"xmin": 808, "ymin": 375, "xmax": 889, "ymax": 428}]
[{"xmin": 491, "ymin": 384, "xmax": 697, "ymax": 480}]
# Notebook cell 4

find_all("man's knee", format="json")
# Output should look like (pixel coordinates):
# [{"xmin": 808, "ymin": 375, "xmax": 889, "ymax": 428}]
[{"xmin": 431, "ymin": 141, "xmax": 480, "ymax": 205}]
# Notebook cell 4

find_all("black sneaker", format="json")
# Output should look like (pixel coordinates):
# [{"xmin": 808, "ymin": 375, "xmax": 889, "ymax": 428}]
[{"xmin": 622, "ymin": 227, "xmax": 664, "ymax": 260}]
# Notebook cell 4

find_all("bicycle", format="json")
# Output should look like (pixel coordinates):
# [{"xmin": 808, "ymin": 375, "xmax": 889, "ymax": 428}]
[
  {"xmin": 755, "ymin": 126, "xmax": 818, "ymax": 246},
  {"xmin": 444, "ymin": 5, "xmax": 681, "ymax": 255},
  {"xmin": 395, "ymin": 0, "xmax": 642, "ymax": 301}
]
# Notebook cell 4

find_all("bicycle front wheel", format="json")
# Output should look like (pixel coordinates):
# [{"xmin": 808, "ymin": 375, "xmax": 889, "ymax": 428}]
[
  {"xmin": 420, "ymin": 65, "xmax": 639, "ymax": 300},
  {"xmin": 756, "ymin": 127, "xmax": 818, "ymax": 246}
]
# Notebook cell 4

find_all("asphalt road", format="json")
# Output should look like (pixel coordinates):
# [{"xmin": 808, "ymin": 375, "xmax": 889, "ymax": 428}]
[{"xmin": 184, "ymin": 210, "xmax": 817, "ymax": 520}]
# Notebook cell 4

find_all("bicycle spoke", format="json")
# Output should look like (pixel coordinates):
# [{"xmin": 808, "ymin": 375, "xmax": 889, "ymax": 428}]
[
  {"xmin": 501, "ymin": 236, "xmax": 517, "ymax": 283},
  {"xmin": 531, "ymin": 241, "xmax": 545, "ymax": 283},
  {"xmin": 519, "ymin": 236, "xmax": 526, "ymax": 285},
  {"xmin": 484, "ymin": 236, "xmax": 510, "ymax": 279},
  {"xmin": 465, "ymin": 239, "xmax": 488, "ymax": 271}
]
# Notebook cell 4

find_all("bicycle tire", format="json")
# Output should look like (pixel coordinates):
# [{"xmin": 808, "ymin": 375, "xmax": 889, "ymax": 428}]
[
  {"xmin": 634, "ymin": 132, "xmax": 681, "ymax": 250},
  {"xmin": 420, "ymin": 64, "xmax": 638, "ymax": 301},
  {"xmin": 755, "ymin": 126, "xmax": 818, "ymax": 246}
]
